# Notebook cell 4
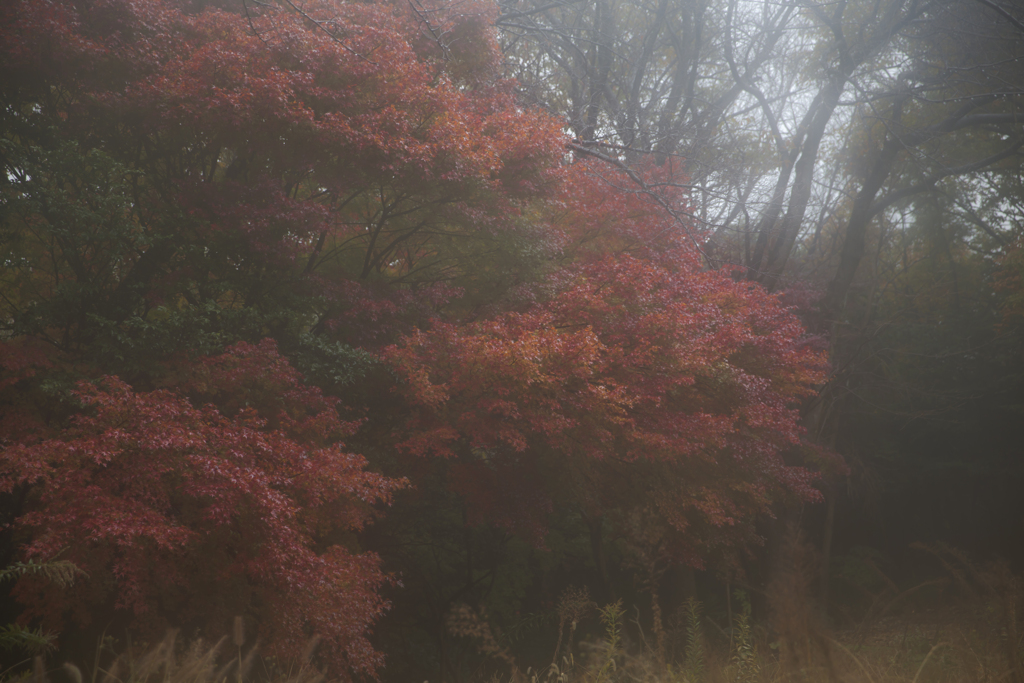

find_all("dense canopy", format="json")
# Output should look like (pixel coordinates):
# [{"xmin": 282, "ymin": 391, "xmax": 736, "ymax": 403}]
[
  {"xmin": 4, "ymin": 0, "xmax": 1021, "ymax": 679},
  {"xmin": 0, "ymin": 0, "xmax": 831, "ymax": 673}
]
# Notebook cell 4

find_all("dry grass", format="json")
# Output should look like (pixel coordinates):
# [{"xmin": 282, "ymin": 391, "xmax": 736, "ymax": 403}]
[
  {"xmin": 450, "ymin": 542, "xmax": 1024, "ymax": 683},
  {"xmin": 4, "ymin": 594, "xmax": 1017, "ymax": 683},
  {"xmin": 1, "ymin": 629, "xmax": 326, "ymax": 683},
  {"xmin": 5, "ymin": 545, "xmax": 1021, "ymax": 683},
  {"xmin": 485, "ymin": 594, "xmax": 1019, "ymax": 683}
]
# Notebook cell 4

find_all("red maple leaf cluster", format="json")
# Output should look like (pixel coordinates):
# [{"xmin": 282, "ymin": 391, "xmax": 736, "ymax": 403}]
[
  {"xmin": 386, "ymin": 161, "xmax": 829, "ymax": 560},
  {"xmin": 1, "ymin": 341, "xmax": 403, "ymax": 674}
]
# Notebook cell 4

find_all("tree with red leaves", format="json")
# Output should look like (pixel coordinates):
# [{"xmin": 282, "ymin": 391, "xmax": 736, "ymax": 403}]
[
  {"xmin": 0, "ymin": 0, "xmax": 563, "ymax": 674},
  {"xmin": 386, "ymin": 160, "xmax": 830, "ymax": 568},
  {"xmin": 0, "ymin": 0, "xmax": 567, "ymax": 369},
  {"xmin": 1, "ymin": 341, "xmax": 403, "ymax": 676},
  {"xmin": 0, "ymin": 0, "xmax": 833, "ymax": 674}
]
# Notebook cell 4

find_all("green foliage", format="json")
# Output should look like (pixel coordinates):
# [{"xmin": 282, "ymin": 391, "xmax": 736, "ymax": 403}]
[
  {"xmin": 594, "ymin": 601, "xmax": 625, "ymax": 683},
  {"xmin": 730, "ymin": 590, "xmax": 759, "ymax": 683},
  {"xmin": 0, "ymin": 623, "xmax": 56, "ymax": 656},
  {"xmin": 288, "ymin": 333, "xmax": 376, "ymax": 394},
  {"xmin": 0, "ymin": 560, "xmax": 84, "ymax": 589},
  {"xmin": 0, "ymin": 560, "xmax": 82, "ymax": 661},
  {"xmin": 683, "ymin": 597, "xmax": 705, "ymax": 683}
]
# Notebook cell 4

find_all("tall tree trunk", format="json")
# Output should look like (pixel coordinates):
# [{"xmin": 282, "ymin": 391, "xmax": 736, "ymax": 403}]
[{"xmin": 759, "ymin": 77, "xmax": 845, "ymax": 291}]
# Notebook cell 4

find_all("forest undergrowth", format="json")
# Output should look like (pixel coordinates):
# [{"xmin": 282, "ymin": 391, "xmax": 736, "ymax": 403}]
[
  {"xmin": 453, "ymin": 553, "xmax": 1024, "ymax": 683},
  {"xmin": 5, "ymin": 544, "xmax": 1022, "ymax": 683}
]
